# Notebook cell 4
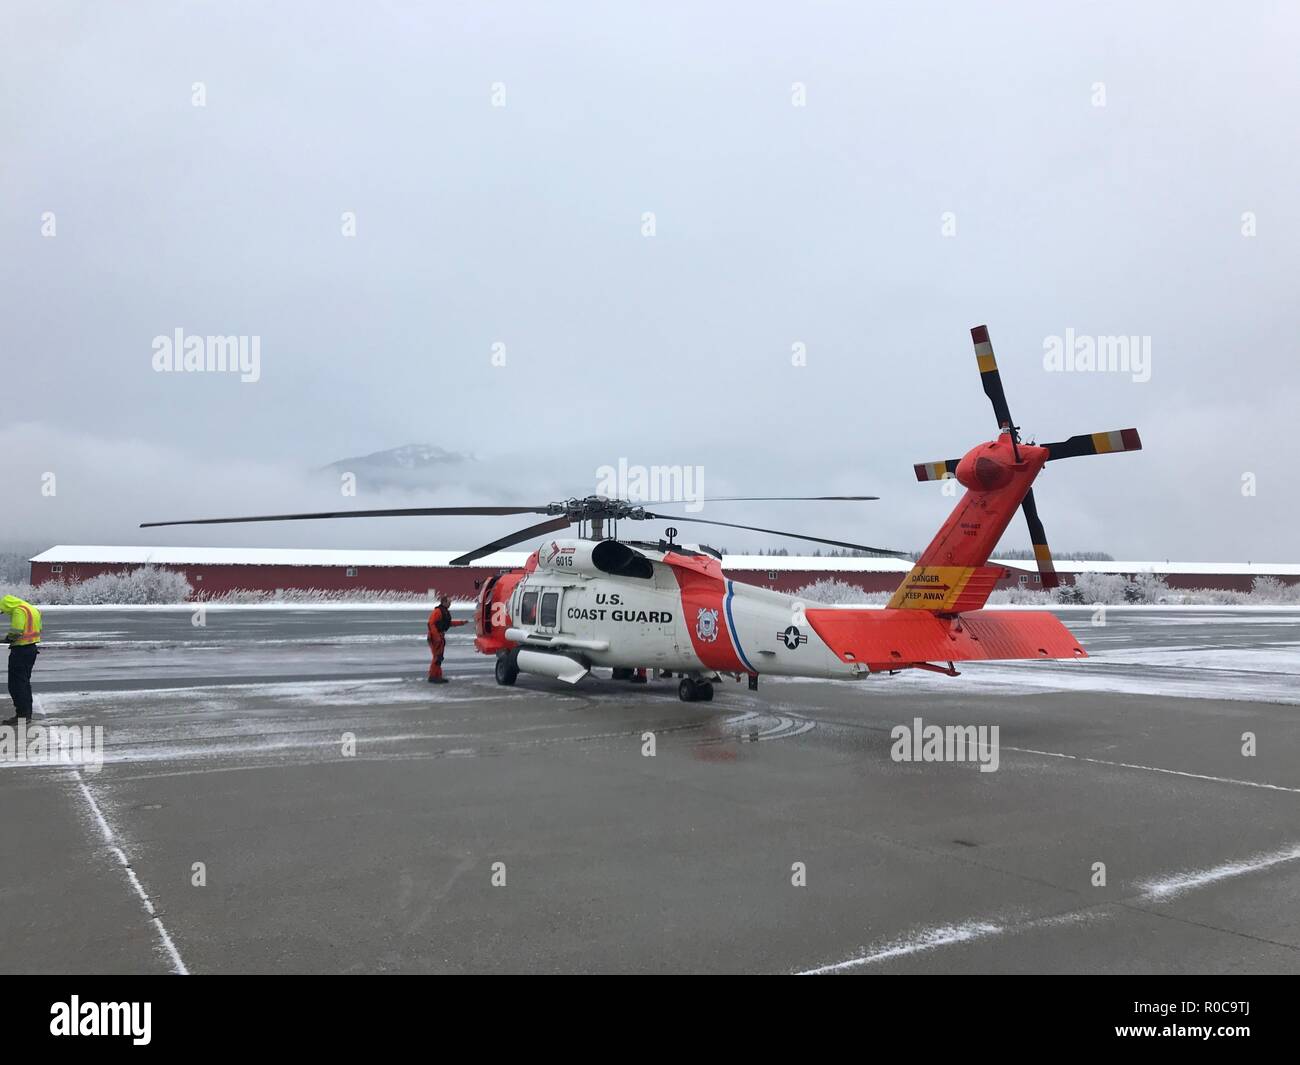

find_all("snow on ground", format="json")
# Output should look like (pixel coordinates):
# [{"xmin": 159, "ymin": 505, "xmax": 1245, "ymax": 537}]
[
  {"xmin": 1100, "ymin": 645, "xmax": 1300, "ymax": 674},
  {"xmin": 39, "ymin": 633, "xmax": 426, "ymax": 649},
  {"xmin": 37, "ymin": 601, "xmax": 475, "ymax": 612},
  {"xmin": 25, "ymin": 606, "xmax": 1300, "ymax": 709},
  {"xmin": 832, "ymin": 644, "xmax": 1300, "ymax": 705}
]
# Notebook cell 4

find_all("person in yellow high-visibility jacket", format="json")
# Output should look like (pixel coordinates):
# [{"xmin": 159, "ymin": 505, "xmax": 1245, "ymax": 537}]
[{"xmin": 2, "ymin": 595, "xmax": 42, "ymax": 724}]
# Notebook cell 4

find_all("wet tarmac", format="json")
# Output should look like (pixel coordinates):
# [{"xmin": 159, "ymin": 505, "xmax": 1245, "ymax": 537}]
[{"xmin": 2, "ymin": 606, "xmax": 1297, "ymax": 973}]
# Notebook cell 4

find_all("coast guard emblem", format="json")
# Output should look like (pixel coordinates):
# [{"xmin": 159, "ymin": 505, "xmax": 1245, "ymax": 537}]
[{"xmin": 696, "ymin": 607, "xmax": 719, "ymax": 643}]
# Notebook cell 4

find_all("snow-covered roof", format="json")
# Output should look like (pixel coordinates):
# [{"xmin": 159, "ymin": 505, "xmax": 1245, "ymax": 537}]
[
  {"xmin": 728, "ymin": 557, "xmax": 1300, "ymax": 576},
  {"xmin": 1022, "ymin": 559, "xmax": 1300, "ymax": 577},
  {"xmin": 720, "ymin": 554, "xmax": 912, "ymax": 572},
  {"xmin": 29, "ymin": 544, "xmax": 914, "ymax": 571},
  {"xmin": 30, "ymin": 545, "xmax": 533, "ymax": 568},
  {"xmin": 28, "ymin": 546, "xmax": 1300, "ymax": 577}
]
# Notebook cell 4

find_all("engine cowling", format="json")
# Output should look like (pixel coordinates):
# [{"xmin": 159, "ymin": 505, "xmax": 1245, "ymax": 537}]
[{"xmin": 534, "ymin": 538, "xmax": 654, "ymax": 579}]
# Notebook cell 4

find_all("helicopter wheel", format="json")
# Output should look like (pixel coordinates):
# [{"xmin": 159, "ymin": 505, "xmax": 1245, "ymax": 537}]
[
  {"xmin": 495, "ymin": 651, "xmax": 519, "ymax": 686},
  {"xmin": 678, "ymin": 678, "xmax": 714, "ymax": 702}
]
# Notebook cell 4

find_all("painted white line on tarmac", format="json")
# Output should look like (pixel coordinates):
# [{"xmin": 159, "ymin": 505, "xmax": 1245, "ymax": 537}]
[
  {"xmin": 797, "ymin": 840, "xmax": 1300, "ymax": 975},
  {"xmin": 75, "ymin": 772, "xmax": 114, "ymax": 842},
  {"xmin": 72, "ymin": 770, "xmax": 189, "ymax": 975},
  {"xmin": 799, "ymin": 922, "xmax": 1003, "ymax": 975},
  {"xmin": 1008, "ymin": 746, "xmax": 1300, "ymax": 794},
  {"xmin": 1139, "ymin": 844, "xmax": 1300, "ymax": 900}
]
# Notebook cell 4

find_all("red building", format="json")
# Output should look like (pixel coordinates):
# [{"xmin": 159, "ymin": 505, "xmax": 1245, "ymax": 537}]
[{"xmin": 26, "ymin": 545, "xmax": 1300, "ymax": 599}]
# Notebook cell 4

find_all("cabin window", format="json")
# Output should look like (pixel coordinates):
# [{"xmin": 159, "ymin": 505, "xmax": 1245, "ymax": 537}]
[
  {"xmin": 520, "ymin": 590, "xmax": 539, "ymax": 625},
  {"xmin": 767, "ymin": 570, "xmax": 777, "ymax": 580},
  {"xmin": 346, "ymin": 566, "xmax": 358, "ymax": 577},
  {"xmin": 540, "ymin": 592, "xmax": 558, "ymax": 628},
  {"xmin": 51, "ymin": 564, "xmax": 63, "ymax": 574},
  {"xmin": 1019, "ymin": 574, "xmax": 1029, "ymax": 584}
]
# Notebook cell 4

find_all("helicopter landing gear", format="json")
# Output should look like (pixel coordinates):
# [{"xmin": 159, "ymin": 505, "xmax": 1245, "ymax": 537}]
[
  {"xmin": 677, "ymin": 677, "xmax": 714, "ymax": 703},
  {"xmin": 495, "ymin": 651, "xmax": 519, "ymax": 686}
]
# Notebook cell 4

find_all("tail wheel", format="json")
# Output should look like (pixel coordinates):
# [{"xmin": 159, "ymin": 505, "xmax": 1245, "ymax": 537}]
[{"xmin": 495, "ymin": 651, "xmax": 519, "ymax": 686}]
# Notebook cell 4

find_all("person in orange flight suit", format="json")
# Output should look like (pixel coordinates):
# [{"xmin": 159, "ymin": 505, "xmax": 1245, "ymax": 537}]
[{"xmin": 427, "ymin": 594, "xmax": 468, "ymax": 683}]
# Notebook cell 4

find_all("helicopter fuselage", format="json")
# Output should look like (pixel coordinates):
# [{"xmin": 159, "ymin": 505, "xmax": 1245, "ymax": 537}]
[{"xmin": 474, "ymin": 537, "xmax": 853, "ymax": 682}]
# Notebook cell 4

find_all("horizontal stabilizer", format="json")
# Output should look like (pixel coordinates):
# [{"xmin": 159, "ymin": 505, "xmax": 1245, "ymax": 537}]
[{"xmin": 806, "ymin": 608, "xmax": 1086, "ymax": 670}]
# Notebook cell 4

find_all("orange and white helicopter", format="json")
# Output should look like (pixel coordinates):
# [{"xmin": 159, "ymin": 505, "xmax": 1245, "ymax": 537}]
[{"xmin": 145, "ymin": 326, "xmax": 1141, "ymax": 702}]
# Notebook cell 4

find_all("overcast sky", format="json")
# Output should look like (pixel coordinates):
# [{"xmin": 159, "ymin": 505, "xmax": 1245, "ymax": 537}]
[{"xmin": 2, "ymin": 1, "xmax": 1298, "ymax": 560}]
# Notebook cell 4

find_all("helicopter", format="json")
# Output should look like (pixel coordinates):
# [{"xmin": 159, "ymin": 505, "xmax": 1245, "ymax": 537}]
[{"xmin": 143, "ymin": 325, "xmax": 1141, "ymax": 702}]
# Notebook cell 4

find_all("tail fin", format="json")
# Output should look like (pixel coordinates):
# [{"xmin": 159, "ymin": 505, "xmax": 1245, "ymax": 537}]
[
  {"xmin": 888, "ymin": 433, "xmax": 1041, "ymax": 611},
  {"xmin": 887, "ymin": 563, "xmax": 1011, "ymax": 612},
  {"xmin": 890, "ymin": 323, "xmax": 1142, "ymax": 613}
]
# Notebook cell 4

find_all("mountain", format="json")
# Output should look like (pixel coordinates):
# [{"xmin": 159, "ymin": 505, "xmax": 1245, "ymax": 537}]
[{"xmin": 321, "ymin": 444, "xmax": 477, "ymax": 491}]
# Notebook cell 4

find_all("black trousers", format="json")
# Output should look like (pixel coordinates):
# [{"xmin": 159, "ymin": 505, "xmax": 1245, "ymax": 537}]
[{"xmin": 7, "ymin": 644, "xmax": 38, "ymax": 718}]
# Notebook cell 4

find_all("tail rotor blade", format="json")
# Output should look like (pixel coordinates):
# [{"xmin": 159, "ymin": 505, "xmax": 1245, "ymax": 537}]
[
  {"xmin": 971, "ymin": 324, "xmax": 1014, "ymax": 431},
  {"xmin": 449, "ymin": 516, "xmax": 574, "ymax": 566},
  {"xmin": 1044, "ymin": 429, "xmax": 1142, "ymax": 462},
  {"xmin": 914, "ymin": 459, "xmax": 960, "ymax": 482},
  {"xmin": 1019, "ymin": 488, "xmax": 1058, "ymax": 590}
]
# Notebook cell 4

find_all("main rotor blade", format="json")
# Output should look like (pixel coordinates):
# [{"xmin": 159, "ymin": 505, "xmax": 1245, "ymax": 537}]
[
  {"xmin": 674, "ymin": 495, "xmax": 880, "ymax": 502},
  {"xmin": 1044, "ymin": 428, "xmax": 1142, "ymax": 461},
  {"xmin": 140, "ymin": 505, "xmax": 550, "ymax": 529},
  {"xmin": 1019, "ymin": 488, "xmax": 1059, "ymax": 590},
  {"xmin": 641, "ymin": 511, "xmax": 903, "ymax": 557},
  {"xmin": 971, "ymin": 324, "xmax": 1014, "ymax": 432},
  {"xmin": 449, "ymin": 516, "xmax": 574, "ymax": 566}
]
